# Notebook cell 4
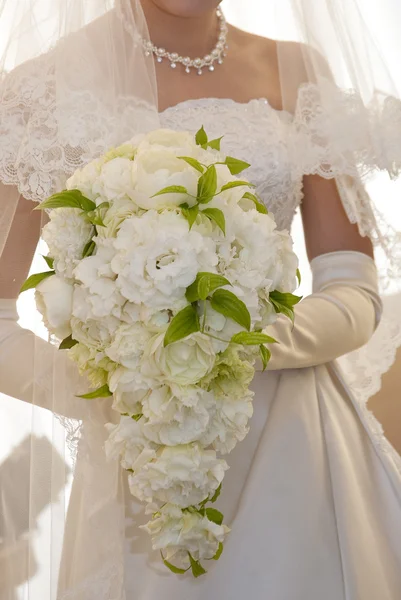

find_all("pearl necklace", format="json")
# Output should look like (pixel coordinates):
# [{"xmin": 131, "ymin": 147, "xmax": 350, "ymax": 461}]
[{"xmin": 142, "ymin": 8, "xmax": 228, "ymax": 75}]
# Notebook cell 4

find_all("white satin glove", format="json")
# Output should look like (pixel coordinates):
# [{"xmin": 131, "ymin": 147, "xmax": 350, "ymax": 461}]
[{"xmin": 265, "ymin": 251, "xmax": 382, "ymax": 371}]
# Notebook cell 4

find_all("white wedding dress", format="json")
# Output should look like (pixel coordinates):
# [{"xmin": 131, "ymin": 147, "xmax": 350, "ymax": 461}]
[{"xmin": 59, "ymin": 98, "xmax": 401, "ymax": 600}]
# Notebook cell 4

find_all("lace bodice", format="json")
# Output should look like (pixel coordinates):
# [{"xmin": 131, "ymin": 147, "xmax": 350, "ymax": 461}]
[{"xmin": 160, "ymin": 98, "xmax": 302, "ymax": 231}]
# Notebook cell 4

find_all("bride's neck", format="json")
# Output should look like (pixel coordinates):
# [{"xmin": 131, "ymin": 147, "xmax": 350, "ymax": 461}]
[{"xmin": 139, "ymin": 1, "xmax": 220, "ymax": 58}]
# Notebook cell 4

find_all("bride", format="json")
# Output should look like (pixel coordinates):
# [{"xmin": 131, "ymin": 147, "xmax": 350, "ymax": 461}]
[{"xmin": 0, "ymin": 1, "xmax": 401, "ymax": 598}]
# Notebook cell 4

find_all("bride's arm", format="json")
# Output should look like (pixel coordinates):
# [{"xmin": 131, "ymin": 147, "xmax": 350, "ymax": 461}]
[
  {"xmin": 0, "ymin": 187, "xmax": 73, "ymax": 412},
  {"xmin": 266, "ymin": 176, "xmax": 381, "ymax": 370}
]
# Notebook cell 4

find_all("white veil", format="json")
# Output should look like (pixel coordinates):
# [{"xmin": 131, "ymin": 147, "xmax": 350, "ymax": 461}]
[{"xmin": 0, "ymin": 1, "xmax": 401, "ymax": 598}]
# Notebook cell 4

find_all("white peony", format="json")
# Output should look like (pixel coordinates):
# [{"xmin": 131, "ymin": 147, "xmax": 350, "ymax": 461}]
[
  {"xmin": 41, "ymin": 208, "xmax": 93, "ymax": 279},
  {"xmin": 141, "ymin": 385, "xmax": 215, "ymax": 446},
  {"xmin": 129, "ymin": 443, "xmax": 228, "ymax": 508},
  {"xmin": 97, "ymin": 197, "xmax": 138, "ymax": 238},
  {"xmin": 141, "ymin": 332, "xmax": 216, "ymax": 387},
  {"xmin": 105, "ymin": 416, "xmax": 157, "ymax": 471},
  {"xmin": 111, "ymin": 210, "xmax": 218, "ymax": 311},
  {"xmin": 35, "ymin": 275, "xmax": 73, "ymax": 340},
  {"xmin": 142, "ymin": 503, "xmax": 229, "ymax": 567}
]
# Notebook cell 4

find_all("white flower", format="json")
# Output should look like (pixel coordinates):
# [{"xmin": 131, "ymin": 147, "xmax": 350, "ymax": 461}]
[
  {"xmin": 269, "ymin": 230, "xmax": 299, "ymax": 293},
  {"xmin": 71, "ymin": 315, "xmax": 120, "ymax": 351},
  {"xmin": 142, "ymin": 503, "xmax": 229, "ymax": 567},
  {"xmin": 129, "ymin": 444, "xmax": 228, "ymax": 508},
  {"xmin": 105, "ymin": 322, "xmax": 153, "ymax": 370},
  {"xmin": 68, "ymin": 342, "xmax": 109, "ymax": 388},
  {"xmin": 141, "ymin": 385, "xmax": 215, "ymax": 446},
  {"xmin": 201, "ymin": 390, "xmax": 254, "ymax": 454},
  {"xmin": 97, "ymin": 197, "xmax": 138, "ymax": 238},
  {"xmin": 111, "ymin": 210, "xmax": 218, "ymax": 311},
  {"xmin": 105, "ymin": 416, "xmax": 157, "ymax": 470},
  {"xmin": 66, "ymin": 158, "xmax": 103, "ymax": 201},
  {"xmin": 92, "ymin": 157, "xmax": 135, "ymax": 202},
  {"xmin": 35, "ymin": 275, "xmax": 73, "ymax": 340},
  {"xmin": 131, "ymin": 146, "xmax": 199, "ymax": 210},
  {"xmin": 141, "ymin": 332, "xmax": 216, "ymax": 386},
  {"xmin": 41, "ymin": 208, "xmax": 93, "ymax": 279}
]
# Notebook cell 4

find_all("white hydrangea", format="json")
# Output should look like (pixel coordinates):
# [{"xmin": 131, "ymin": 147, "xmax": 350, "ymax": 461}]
[
  {"xmin": 269, "ymin": 230, "xmax": 299, "ymax": 293},
  {"xmin": 111, "ymin": 210, "xmax": 218, "ymax": 311},
  {"xmin": 142, "ymin": 503, "xmax": 229, "ymax": 567},
  {"xmin": 41, "ymin": 207, "xmax": 93, "ymax": 279},
  {"xmin": 129, "ymin": 444, "xmax": 228, "ymax": 509}
]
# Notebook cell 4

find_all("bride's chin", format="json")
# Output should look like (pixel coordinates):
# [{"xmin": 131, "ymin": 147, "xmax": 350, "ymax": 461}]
[{"xmin": 148, "ymin": 0, "xmax": 222, "ymax": 18}]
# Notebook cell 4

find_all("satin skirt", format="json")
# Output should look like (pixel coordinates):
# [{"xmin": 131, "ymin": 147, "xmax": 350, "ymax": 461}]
[{"xmin": 121, "ymin": 364, "xmax": 401, "ymax": 600}]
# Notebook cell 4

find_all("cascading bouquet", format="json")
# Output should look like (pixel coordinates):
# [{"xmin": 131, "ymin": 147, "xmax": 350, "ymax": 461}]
[{"xmin": 21, "ymin": 127, "xmax": 300, "ymax": 577}]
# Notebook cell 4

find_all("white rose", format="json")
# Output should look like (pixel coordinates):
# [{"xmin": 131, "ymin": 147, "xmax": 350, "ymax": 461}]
[
  {"xmin": 141, "ymin": 332, "xmax": 216, "ymax": 386},
  {"xmin": 92, "ymin": 157, "xmax": 135, "ymax": 202},
  {"xmin": 142, "ymin": 503, "xmax": 229, "ymax": 567},
  {"xmin": 35, "ymin": 275, "xmax": 73, "ymax": 339},
  {"xmin": 269, "ymin": 230, "xmax": 299, "ymax": 293},
  {"xmin": 129, "ymin": 444, "xmax": 228, "ymax": 508},
  {"xmin": 138, "ymin": 129, "xmax": 198, "ymax": 152},
  {"xmin": 71, "ymin": 315, "xmax": 120, "ymax": 351},
  {"xmin": 105, "ymin": 416, "xmax": 157, "ymax": 471},
  {"xmin": 97, "ymin": 197, "xmax": 138, "ymax": 238},
  {"xmin": 111, "ymin": 210, "xmax": 218, "ymax": 311},
  {"xmin": 141, "ymin": 385, "xmax": 215, "ymax": 446},
  {"xmin": 66, "ymin": 158, "xmax": 103, "ymax": 202},
  {"xmin": 112, "ymin": 387, "xmax": 148, "ymax": 416},
  {"xmin": 41, "ymin": 208, "xmax": 93, "ymax": 279},
  {"xmin": 201, "ymin": 390, "xmax": 254, "ymax": 454},
  {"xmin": 105, "ymin": 322, "xmax": 153, "ymax": 370},
  {"xmin": 131, "ymin": 146, "xmax": 200, "ymax": 210}
]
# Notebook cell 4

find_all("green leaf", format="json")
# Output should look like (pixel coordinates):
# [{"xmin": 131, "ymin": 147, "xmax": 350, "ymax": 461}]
[
  {"xmin": 152, "ymin": 185, "xmax": 189, "ymax": 198},
  {"xmin": 164, "ymin": 305, "xmax": 200, "ymax": 346},
  {"xmin": 35, "ymin": 189, "xmax": 96, "ymax": 212},
  {"xmin": 231, "ymin": 331, "xmax": 278, "ymax": 346},
  {"xmin": 205, "ymin": 507, "xmax": 224, "ymax": 526},
  {"xmin": 96, "ymin": 201, "xmax": 110, "ymax": 210},
  {"xmin": 197, "ymin": 165, "xmax": 217, "ymax": 203},
  {"xmin": 186, "ymin": 272, "xmax": 231, "ymax": 303},
  {"xmin": 213, "ymin": 542, "xmax": 224, "ymax": 561},
  {"xmin": 188, "ymin": 553, "xmax": 207, "ymax": 578},
  {"xmin": 270, "ymin": 291, "xmax": 302, "ymax": 307},
  {"xmin": 42, "ymin": 255, "xmax": 54, "ymax": 269},
  {"xmin": 181, "ymin": 203, "xmax": 199, "ymax": 229},
  {"xmin": 178, "ymin": 156, "xmax": 204, "ymax": 173},
  {"xmin": 195, "ymin": 126, "xmax": 208, "ymax": 147},
  {"xmin": 20, "ymin": 270, "xmax": 55, "ymax": 293},
  {"xmin": 88, "ymin": 212, "xmax": 105, "ymax": 227},
  {"xmin": 161, "ymin": 553, "xmax": 189, "ymax": 575},
  {"xmin": 210, "ymin": 289, "xmax": 251, "ymax": 331},
  {"xmin": 131, "ymin": 414, "xmax": 143, "ymax": 422},
  {"xmin": 210, "ymin": 482, "xmax": 222, "ymax": 503},
  {"xmin": 82, "ymin": 239, "xmax": 96, "ymax": 258},
  {"xmin": 242, "ymin": 191, "xmax": 268, "ymax": 214},
  {"xmin": 220, "ymin": 180, "xmax": 255, "ymax": 192},
  {"xmin": 59, "ymin": 335, "xmax": 78, "ymax": 350},
  {"xmin": 207, "ymin": 137, "xmax": 223, "ymax": 151},
  {"xmin": 259, "ymin": 344, "xmax": 271, "ymax": 371},
  {"xmin": 77, "ymin": 384, "xmax": 112, "ymax": 399},
  {"xmin": 270, "ymin": 301, "xmax": 296, "ymax": 324},
  {"xmin": 225, "ymin": 156, "xmax": 251, "ymax": 175},
  {"xmin": 296, "ymin": 268, "xmax": 302, "ymax": 286},
  {"xmin": 200, "ymin": 207, "xmax": 226, "ymax": 234}
]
